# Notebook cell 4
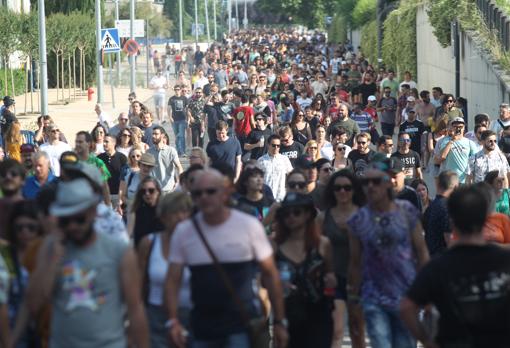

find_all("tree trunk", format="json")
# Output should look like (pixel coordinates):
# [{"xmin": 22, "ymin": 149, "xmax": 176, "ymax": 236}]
[
  {"xmin": 68, "ymin": 54, "xmax": 71, "ymax": 100},
  {"xmin": 61, "ymin": 51, "xmax": 65, "ymax": 101},
  {"xmin": 73, "ymin": 50, "xmax": 76, "ymax": 100},
  {"xmin": 30, "ymin": 56, "xmax": 34, "ymax": 113},
  {"xmin": 4, "ymin": 57, "xmax": 8, "ymax": 96},
  {"xmin": 24, "ymin": 57, "xmax": 28, "ymax": 115},
  {"xmin": 10, "ymin": 63, "xmax": 15, "ymax": 97},
  {"xmin": 56, "ymin": 51, "xmax": 60, "ymax": 102}
]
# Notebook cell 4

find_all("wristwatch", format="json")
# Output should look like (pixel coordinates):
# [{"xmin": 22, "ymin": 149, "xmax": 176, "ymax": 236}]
[{"xmin": 273, "ymin": 318, "xmax": 289, "ymax": 328}]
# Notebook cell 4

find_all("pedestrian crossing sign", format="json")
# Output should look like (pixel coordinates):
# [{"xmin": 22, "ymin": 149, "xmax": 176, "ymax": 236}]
[{"xmin": 101, "ymin": 28, "xmax": 120, "ymax": 53}]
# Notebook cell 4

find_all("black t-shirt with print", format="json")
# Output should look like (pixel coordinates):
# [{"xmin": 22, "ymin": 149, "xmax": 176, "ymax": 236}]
[
  {"xmin": 407, "ymin": 244, "xmax": 510, "ymax": 347},
  {"xmin": 399, "ymin": 119, "xmax": 426, "ymax": 154},
  {"xmin": 168, "ymin": 96, "xmax": 188, "ymax": 121},
  {"xmin": 391, "ymin": 150, "xmax": 421, "ymax": 180},
  {"xmin": 348, "ymin": 149, "xmax": 375, "ymax": 176},
  {"xmin": 280, "ymin": 141, "xmax": 304, "ymax": 167}
]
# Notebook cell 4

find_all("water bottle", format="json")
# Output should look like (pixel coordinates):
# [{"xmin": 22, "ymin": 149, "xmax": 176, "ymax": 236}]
[{"xmin": 280, "ymin": 263, "xmax": 292, "ymax": 297}]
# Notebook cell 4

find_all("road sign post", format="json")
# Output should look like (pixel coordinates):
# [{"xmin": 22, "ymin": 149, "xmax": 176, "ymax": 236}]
[{"xmin": 101, "ymin": 28, "xmax": 121, "ymax": 53}]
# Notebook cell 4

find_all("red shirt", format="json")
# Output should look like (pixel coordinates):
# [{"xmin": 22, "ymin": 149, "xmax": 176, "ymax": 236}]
[
  {"xmin": 233, "ymin": 105, "xmax": 254, "ymax": 137},
  {"xmin": 365, "ymin": 106, "xmax": 378, "ymax": 121}
]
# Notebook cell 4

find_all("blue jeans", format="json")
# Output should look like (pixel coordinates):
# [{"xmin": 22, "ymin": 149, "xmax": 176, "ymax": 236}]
[
  {"xmin": 190, "ymin": 332, "xmax": 250, "ymax": 348},
  {"xmin": 362, "ymin": 301, "xmax": 415, "ymax": 348},
  {"xmin": 173, "ymin": 120, "xmax": 187, "ymax": 155}
]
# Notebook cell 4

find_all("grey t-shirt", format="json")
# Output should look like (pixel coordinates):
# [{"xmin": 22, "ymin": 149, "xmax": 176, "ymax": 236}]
[
  {"xmin": 50, "ymin": 233, "xmax": 128, "ymax": 348},
  {"xmin": 378, "ymin": 96, "xmax": 397, "ymax": 124}
]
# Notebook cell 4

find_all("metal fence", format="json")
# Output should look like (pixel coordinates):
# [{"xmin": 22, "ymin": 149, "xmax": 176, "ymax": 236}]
[{"xmin": 476, "ymin": 0, "xmax": 510, "ymax": 51}]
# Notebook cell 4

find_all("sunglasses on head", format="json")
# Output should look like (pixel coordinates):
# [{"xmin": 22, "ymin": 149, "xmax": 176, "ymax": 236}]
[
  {"xmin": 191, "ymin": 188, "xmax": 218, "ymax": 198},
  {"xmin": 288, "ymin": 181, "xmax": 306, "ymax": 189},
  {"xmin": 59, "ymin": 214, "xmax": 88, "ymax": 227},
  {"xmin": 333, "ymin": 184, "xmax": 353, "ymax": 192}
]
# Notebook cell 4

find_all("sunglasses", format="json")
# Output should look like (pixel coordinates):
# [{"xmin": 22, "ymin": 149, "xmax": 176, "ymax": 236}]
[
  {"xmin": 308, "ymin": 146, "xmax": 318, "ymax": 150},
  {"xmin": 385, "ymin": 143, "xmax": 394, "ymax": 146},
  {"xmin": 51, "ymin": 129, "xmax": 60, "ymax": 133},
  {"xmin": 288, "ymin": 181, "xmax": 306, "ymax": 189},
  {"xmin": 0, "ymin": 170, "xmax": 21, "ymax": 179},
  {"xmin": 142, "ymin": 188, "xmax": 157, "ymax": 195},
  {"xmin": 361, "ymin": 177, "xmax": 387, "ymax": 186},
  {"xmin": 191, "ymin": 188, "xmax": 218, "ymax": 198},
  {"xmin": 282, "ymin": 207, "xmax": 305, "ymax": 218},
  {"xmin": 358, "ymin": 141, "xmax": 367, "ymax": 145},
  {"xmin": 447, "ymin": 99, "xmax": 454, "ymax": 103},
  {"xmin": 400, "ymin": 139, "xmax": 411, "ymax": 143},
  {"xmin": 333, "ymin": 184, "xmax": 353, "ymax": 192},
  {"xmin": 321, "ymin": 167, "xmax": 333, "ymax": 172},
  {"xmin": 14, "ymin": 223, "xmax": 38, "ymax": 233},
  {"xmin": 59, "ymin": 214, "xmax": 88, "ymax": 227},
  {"xmin": 128, "ymin": 98, "xmax": 134, "ymax": 101},
  {"xmin": 122, "ymin": 133, "xmax": 131, "ymax": 137},
  {"xmin": 271, "ymin": 144, "xmax": 281, "ymax": 148},
  {"xmin": 337, "ymin": 146, "xmax": 345, "ymax": 151}
]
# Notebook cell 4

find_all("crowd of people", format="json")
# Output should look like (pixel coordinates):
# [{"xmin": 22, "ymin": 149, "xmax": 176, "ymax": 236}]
[{"xmin": 0, "ymin": 27, "xmax": 509, "ymax": 348}]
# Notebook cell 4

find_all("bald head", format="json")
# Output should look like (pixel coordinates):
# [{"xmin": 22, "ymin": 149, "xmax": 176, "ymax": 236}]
[{"xmin": 192, "ymin": 169, "xmax": 226, "ymax": 190}]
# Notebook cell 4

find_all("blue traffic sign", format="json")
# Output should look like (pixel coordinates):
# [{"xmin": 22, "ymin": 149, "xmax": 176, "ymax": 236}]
[{"xmin": 101, "ymin": 28, "xmax": 120, "ymax": 53}]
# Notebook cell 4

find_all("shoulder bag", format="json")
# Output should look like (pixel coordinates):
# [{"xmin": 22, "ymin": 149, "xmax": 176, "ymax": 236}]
[{"xmin": 191, "ymin": 216, "xmax": 270, "ymax": 348}]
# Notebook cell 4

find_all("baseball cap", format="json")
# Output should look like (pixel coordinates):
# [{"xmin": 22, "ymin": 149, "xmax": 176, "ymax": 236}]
[
  {"xmin": 367, "ymin": 95, "xmax": 377, "ymax": 102},
  {"xmin": 3, "ymin": 97, "xmax": 14, "ymax": 107},
  {"xmin": 276, "ymin": 192, "xmax": 317, "ymax": 219},
  {"xmin": 407, "ymin": 96, "xmax": 416, "ymax": 102},
  {"xmin": 408, "ymin": 108, "xmax": 416, "ymax": 113},
  {"xmin": 46, "ymin": 123, "xmax": 59, "ymax": 132},
  {"xmin": 450, "ymin": 117, "xmax": 465, "ymax": 125}
]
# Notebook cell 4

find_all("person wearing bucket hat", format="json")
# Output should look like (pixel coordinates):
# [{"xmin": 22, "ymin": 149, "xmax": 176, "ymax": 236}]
[
  {"xmin": 274, "ymin": 191, "xmax": 336, "ymax": 348},
  {"xmin": 28, "ymin": 178, "xmax": 150, "ymax": 347}
]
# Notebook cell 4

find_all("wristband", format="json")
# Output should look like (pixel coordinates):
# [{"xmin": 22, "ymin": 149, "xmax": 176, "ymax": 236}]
[{"xmin": 165, "ymin": 318, "xmax": 178, "ymax": 329}]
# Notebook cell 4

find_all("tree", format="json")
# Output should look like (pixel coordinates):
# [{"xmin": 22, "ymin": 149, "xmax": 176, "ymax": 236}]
[
  {"xmin": 30, "ymin": 0, "xmax": 95, "ymax": 15},
  {"xmin": 0, "ymin": 10, "xmax": 21, "ymax": 96}
]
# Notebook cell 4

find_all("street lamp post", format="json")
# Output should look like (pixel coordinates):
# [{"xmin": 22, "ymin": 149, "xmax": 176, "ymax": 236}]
[
  {"xmin": 205, "ymin": 0, "xmax": 211, "ymax": 46},
  {"xmin": 179, "ymin": 0, "xmax": 183, "ymax": 49},
  {"xmin": 38, "ymin": 0, "xmax": 48, "ymax": 115},
  {"xmin": 130, "ymin": 0, "xmax": 136, "ymax": 93},
  {"xmin": 115, "ymin": 0, "xmax": 121, "ymax": 86},
  {"xmin": 213, "ymin": 0, "xmax": 217, "ymax": 41},
  {"xmin": 95, "ymin": 0, "xmax": 104, "ymax": 103},
  {"xmin": 194, "ymin": 0, "xmax": 199, "ymax": 47}
]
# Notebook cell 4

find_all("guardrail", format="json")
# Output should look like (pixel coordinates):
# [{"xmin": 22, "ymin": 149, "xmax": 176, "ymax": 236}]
[{"xmin": 476, "ymin": 0, "xmax": 510, "ymax": 51}]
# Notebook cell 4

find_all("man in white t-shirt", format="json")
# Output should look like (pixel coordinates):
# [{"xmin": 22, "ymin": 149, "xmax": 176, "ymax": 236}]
[
  {"xmin": 165, "ymin": 169, "xmax": 289, "ymax": 348},
  {"xmin": 258, "ymin": 134, "xmax": 293, "ymax": 202},
  {"xmin": 39, "ymin": 123, "xmax": 72, "ymax": 176},
  {"xmin": 149, "ymin": 70, "xmax": 168, "ymax": 123}
]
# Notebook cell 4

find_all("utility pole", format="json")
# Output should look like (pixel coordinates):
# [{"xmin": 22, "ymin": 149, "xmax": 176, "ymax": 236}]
[
  {"xmin": 130, "ymin": 0, "xmax": 136, "ymax": 93},
  {"xmin": 228, "ymin": 0, "xmax": 231, "ymax": 33},
  {"xmin": 95, "ymin": 0, "xmax": 104, "ymax": 103},
  {"xmin": 243, "ymin": 0, "xmax": 248, "ymax": 29},
  {"xmin": 235, "ymin": 0, "xmax": 239, "ymax": 30},
  {"xmin": 213, "ymin": 0, "xmax": 217, "ymax": 41},
  {"xmin": 115, "ymin": 0, "xmax": 121, "ymax": 86},
  {"xmin": 38, "ymin": 0, "xmax": 48, "ymax": 115},
  {"xmin": 179, "ymin": 0, "xmax": 183, "ymax": 49},
  {"xmin": 205, "ymin": 0, "xmax": 211, "ymax": 46},
  {"xmin": 194, "ymin": 0, "xmax": 199, "ymax": 47}
]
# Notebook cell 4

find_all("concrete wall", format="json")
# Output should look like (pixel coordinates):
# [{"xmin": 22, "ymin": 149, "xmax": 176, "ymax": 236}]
[{"xmin": 416, "ymin": 5, "xmax": 510, "ymax": 127}]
